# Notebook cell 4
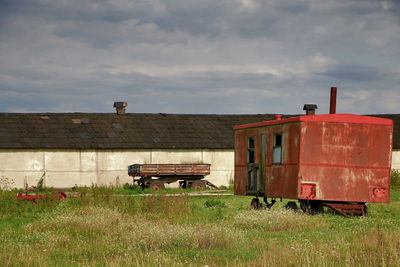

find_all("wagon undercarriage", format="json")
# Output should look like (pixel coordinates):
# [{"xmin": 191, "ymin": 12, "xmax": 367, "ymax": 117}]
[
  {"xmin": 135, "ymin": 176, "xmax": 220, "ymax": 190},
  {"xmin": 251, "ymin": 197, "xmax": 367, "ymax": 217}
]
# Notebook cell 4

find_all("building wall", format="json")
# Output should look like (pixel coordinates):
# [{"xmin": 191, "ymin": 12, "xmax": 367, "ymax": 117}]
[
  {"xmin": 392, "ymin": 149, "xmax": 400, "ymax": 170},
  {"xmin": 0, "ymin": 149, "xmax": 234, "ymax": 189},
  {"xmin": 1, "ymin": 148, "xmax": 398, "ymax": 189}
]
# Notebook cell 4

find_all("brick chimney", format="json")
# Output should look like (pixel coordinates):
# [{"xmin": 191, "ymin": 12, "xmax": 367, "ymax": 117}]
[
  {"xmin": 303, "ymin": 104, "xmax": 318, "ymax": 115},
  {"xmin": 329, "ymin": 87, "xmax": 337, "ymax": 114},
  {"xmin": 113, "ymin": 102, "xmax": 128, "ymax": 115}
]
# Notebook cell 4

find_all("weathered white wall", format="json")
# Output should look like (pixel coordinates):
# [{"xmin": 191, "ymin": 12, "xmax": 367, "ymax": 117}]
[
  {"xmin": 1, "ymin": 148, "xmax": 397, "ymax": 189},
  {"xmin": 392, "ymin": 149, "xmax": 400, "ymax": 170},
  {"xmin": 0, "ymin": 149, "xmax": 234, "ymax": 189}
]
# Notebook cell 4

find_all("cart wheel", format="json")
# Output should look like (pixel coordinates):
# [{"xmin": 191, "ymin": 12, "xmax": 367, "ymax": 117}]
[
  {"xmin": 149, "ymin": 180, "xmax": 165, "ymax": 190},
  {"xmin": 191, "ymin": 180, "xmax": 206, "ymax": 190},
  {"xmin": 285, "ymin": 201, "xmax": 298, "ymax": 211},
  {"xmin": 362, "ymin": 204, "xmax": 368, "ymax": 216},
  {"xmin": 300, "ymin": 200, "xmax": 322, "ymax": 215},
  {"xmin": 299, "ymin": 200, "xmax": 310, "ymax": 213},
  {"xmin": 251, "ymin": 198, "xmax": 261, "ymax": 210},
  {"xmin": 310, "ymin": 201, "xmax": 323, "ymax": 214}
]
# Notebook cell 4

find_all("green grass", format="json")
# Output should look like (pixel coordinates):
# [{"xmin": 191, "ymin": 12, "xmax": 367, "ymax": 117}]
[
  {"xmin": 1, "ymin": 188, "xmax": 399, "ymax": 266},
  {"xmin": 72, "ymin": 183, "xmax": 230, "ymax": 196}
]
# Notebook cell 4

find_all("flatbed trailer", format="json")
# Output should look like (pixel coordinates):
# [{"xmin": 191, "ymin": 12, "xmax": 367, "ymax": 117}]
[{"xmin": 128, "ymin": 164, "xmax": 215, "ymax": 190}]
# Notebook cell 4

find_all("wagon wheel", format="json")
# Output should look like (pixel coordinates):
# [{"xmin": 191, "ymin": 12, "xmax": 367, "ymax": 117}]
[
  {"xmin": 285, "ymin": 201, "xmax": 298, "ymax": 211},
  {"xmin": 149, "ymin": 180, "xmax": 165, "ymax": 191},
  {"xmin": 299, "ymin": 200, "xmax": 314, "ymax": 214},
  {"xmin": 299, "ymin": 200, "xmax": 308, "ymax": 212},
  {"xmin": 191, "ymin": 180, "xmax": 206, "ymax": 190},
  {"xmin": 300, "ymin": 200, "xmax": 322, "ymax": 214},
  {"xmin": 251, "ymin": 198, "xmax": 261, "ymax": 210},
  {"xmin": 363, "ymin": 205, "xmax": 368, "ymax": 216}
]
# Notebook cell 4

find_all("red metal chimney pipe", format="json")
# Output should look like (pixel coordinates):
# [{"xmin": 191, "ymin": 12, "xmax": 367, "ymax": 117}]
[{"xmin": 329, "ymin": 87, "xmax": 337, "ymax": 114}]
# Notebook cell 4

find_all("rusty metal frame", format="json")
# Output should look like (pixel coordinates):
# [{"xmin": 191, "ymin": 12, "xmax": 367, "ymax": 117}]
[{"xmin": 322, "ymin": 202, "xmax": 366, "ymax": 217}]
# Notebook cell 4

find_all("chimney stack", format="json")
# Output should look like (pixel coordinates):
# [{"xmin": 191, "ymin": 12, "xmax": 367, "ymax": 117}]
[
  {"xmin": 303, "ymin": 104, "xmax": 318, "ymax": 115},
  {"xmin": 113, "ymin": 102, "xmax": 128, "ymax": 115},
  {"xmin": 329, "ymin": 87, "xmax": 337, "ymax": 114}
]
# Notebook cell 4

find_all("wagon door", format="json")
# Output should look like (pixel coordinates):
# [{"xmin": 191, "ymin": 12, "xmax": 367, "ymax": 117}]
[
  {"xmin": 259, "ymin": 134, "xmax": 267, "ymax": 194},
  {"xmin": 246, "ymin": 136, "xmax": 260, "ymax": 195}
]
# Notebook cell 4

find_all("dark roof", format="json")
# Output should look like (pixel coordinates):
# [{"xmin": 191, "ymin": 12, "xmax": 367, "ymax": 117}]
[
  {"xmin": 0, "ymin": 113, "xmax": 277, "ymax": 149},
  {"xmin": 0, "ymin": 113, "xmax": 398, "ymax": 149}
]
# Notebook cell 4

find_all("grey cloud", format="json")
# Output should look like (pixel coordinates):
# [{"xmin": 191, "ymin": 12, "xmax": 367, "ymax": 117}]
[
  {"xmin": 275, "ymin": 0, "xmax": 310, "ymax": 14},
  {"xmin": 0, "ymin": 0, "xmax": 132, "ymax": 23},
  {"xmin": 318, "ymin": 65, "xmax": 390, "ymax": 82},
  {"xmin": 0, "ymin": 0, "xmax": 399, "ymax": 115},
  {"xmin": 384, "ymin": 0, "xmax": 400, "ymax": 23}
]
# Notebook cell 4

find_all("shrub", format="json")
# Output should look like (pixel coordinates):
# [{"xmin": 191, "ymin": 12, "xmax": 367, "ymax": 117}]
[
  {"xmin": 122, "ymin": 183, "xmax": 138, "ymax": 190},
  {"xmin": 36, "ymin": 174, "xmax": 45, "ymax": 191},
  {"xmin": 0, "ymin": 176, "xmax": 16, "ymax": 190},
  {"xmin": 391, "ymin": 169, "xmax": 400, "ymax": 189}
]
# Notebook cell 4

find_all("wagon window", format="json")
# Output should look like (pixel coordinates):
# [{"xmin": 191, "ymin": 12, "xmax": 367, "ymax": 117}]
[
  {"xmin": 247, "ymin": 136, "xmax": 255, "ymax": 164},
  {"xmin": 273, "ymin": 133, "xmax": 282, "ymax": 164}
]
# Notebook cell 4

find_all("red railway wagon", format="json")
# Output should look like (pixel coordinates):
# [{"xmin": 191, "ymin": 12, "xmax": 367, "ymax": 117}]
[{"xmin": 234, "ymin": 113, "xmax": 393, "ymax": 215}]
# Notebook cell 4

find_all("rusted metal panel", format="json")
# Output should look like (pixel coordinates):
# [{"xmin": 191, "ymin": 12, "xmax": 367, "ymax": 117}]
[
  {"xmin": 266, "ymin": 165, "xmax": 298, "ymax": 198},
  {"xmin": 299, "ymin": 120, "xmax": 392, "ymax": 203},
  {"xmin": 300, "ymin": 183, "xmax": 317, "ymax": 199},
  {"xmin": 234, "ymin": 113, "xmax": 393, "ymax": 204},
  {"xmin": 234, "ymin": 120, "xmax": 301, "ymax": 198}
]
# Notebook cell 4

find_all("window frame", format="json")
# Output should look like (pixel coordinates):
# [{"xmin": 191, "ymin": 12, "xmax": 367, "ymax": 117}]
[
  {"xmin": 247, "ymin": 135, "xmax": 256, "ymax": 164},
  {"xmin": 272, "ymin": 132, "xmax": 283, "ymax": 164}
]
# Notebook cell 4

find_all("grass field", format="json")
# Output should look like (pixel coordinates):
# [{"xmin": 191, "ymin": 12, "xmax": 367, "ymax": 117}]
[{"xmin": 1, "ymin": 187, "xmax": 399, "ymax": 266}]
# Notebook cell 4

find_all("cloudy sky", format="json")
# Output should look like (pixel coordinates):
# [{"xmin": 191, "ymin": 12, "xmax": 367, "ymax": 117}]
[{"xmin": 0, "ymin": 0, "xmax": 399, "ymax": 115}]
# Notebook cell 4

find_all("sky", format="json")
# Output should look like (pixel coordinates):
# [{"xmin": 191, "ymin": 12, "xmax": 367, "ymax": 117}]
[{"xmin": 0, "ymin": 0, "xmax": 399, "ymax": 115}]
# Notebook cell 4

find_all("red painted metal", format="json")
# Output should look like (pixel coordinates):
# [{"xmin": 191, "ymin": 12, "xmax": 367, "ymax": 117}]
[
  {"xmin": 234, "ymin": 113, "xmax": 392, "ymax": 130},
  {"xmin": 330, "ymin": 87, "xmax": 337, "ymax": 114},
  {"xmin": 15, "ymin": 190, "xmax": 67, "ymax": 202},
  {"xmin": 300, "ymin": 183, "xmax": 317, "ymax": 199},
  {"xmin": 234, "ymin": 113, "xmax": 393, "ymax": 206},
  {"xmin": 15, "ymin": 193, "xmax": 48, "ymax": 202}
]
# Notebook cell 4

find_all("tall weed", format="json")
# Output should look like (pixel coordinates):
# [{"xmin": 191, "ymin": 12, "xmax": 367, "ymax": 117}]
[{"xmin": 391, "ymin": 169, "xmax": 400, "ymax": 189}]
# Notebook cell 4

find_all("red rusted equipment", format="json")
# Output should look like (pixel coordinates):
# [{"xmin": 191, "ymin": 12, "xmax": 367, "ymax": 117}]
[
  {"xmin": 322, "ymin": 202, "xmax": 367, "ymax": 217},
  {"xmin": 234, "ymin": 112, "xmax": 393, "ymax": 216},
  {"xmin": 128, "ymin": 164, "xmax": 217, "ymax": 190},
  {"xmin": 15, "ymin": 188, "xmax": 67, "ymax": 202}
]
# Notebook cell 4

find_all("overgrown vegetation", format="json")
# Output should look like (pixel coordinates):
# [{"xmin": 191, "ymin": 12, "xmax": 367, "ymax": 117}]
[
  {"xmin": 1, "ymin": 187, "xmax": 399, "ymax": 266},
  {"xmin": 392, "ymin": 168, "xmax": 400, "ymax": 189}
]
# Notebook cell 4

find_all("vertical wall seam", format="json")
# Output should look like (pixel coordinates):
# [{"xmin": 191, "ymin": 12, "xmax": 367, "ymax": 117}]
[
  {"xmin": 43, "ymin": 150, "xmax": 46, "ymax": 187},
  {"xmin": 79, "ymin": 149, "xmax": 82, "ymax": 185},
  {"xmin": 96, "ymin": 149, "xmax": 99, "ymax": 185},
  {"xmin": 150, "ymin": 149, "xmax": 153, "ymax": 163}
]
